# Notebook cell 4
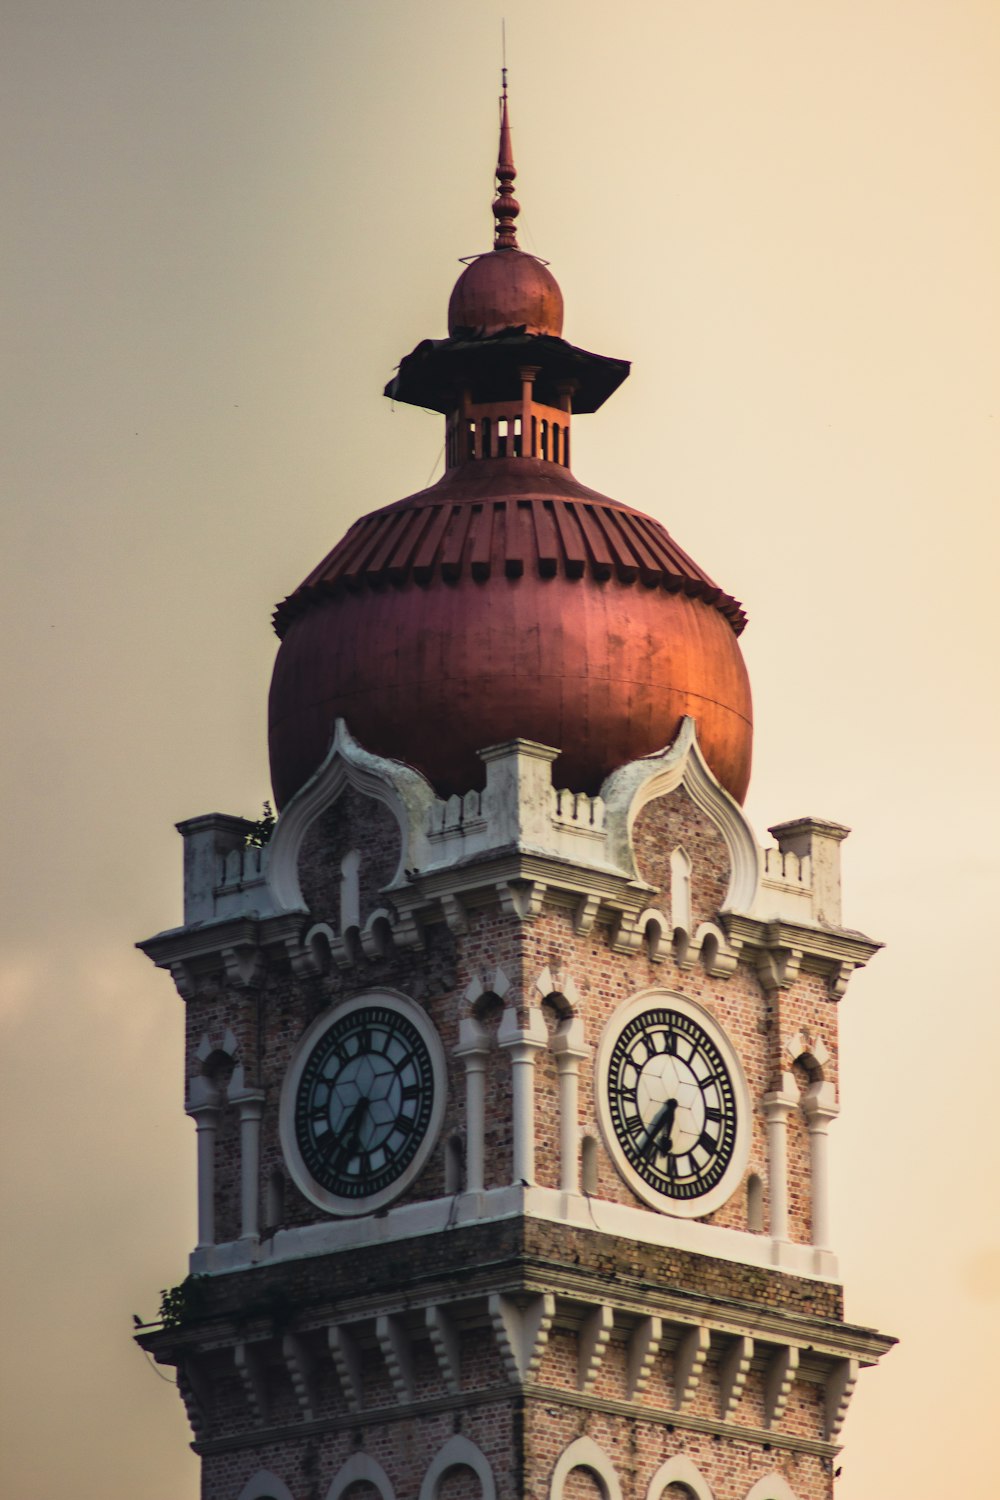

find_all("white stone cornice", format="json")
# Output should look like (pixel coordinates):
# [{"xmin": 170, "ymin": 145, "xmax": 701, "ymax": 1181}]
[
  {"xmin": 139, "ymin": 912, "xmax": 318, "ymax": 999},
  {"xmin": 724, "ymin": 912, "xmax": 881, "ymax": 999}
]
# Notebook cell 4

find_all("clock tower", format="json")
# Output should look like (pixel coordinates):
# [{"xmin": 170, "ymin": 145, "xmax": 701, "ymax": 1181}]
[{"xmin": 137, "ymin": 80, "xmax": 893, "ymax": 1500}]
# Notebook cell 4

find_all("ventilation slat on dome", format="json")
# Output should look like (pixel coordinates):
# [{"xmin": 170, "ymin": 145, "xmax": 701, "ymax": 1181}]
[
  {"xmin": 366, "ymin": 509, "xmax": 417, "ymax": 582},
  {"xmin": 549, "ymin": 499, "xmax": 587, "ymax": 578},
  {"xmin": 613, "ymin": 511, "xmax": 664, "ymax": 586},
  {"xmin": 299, "ymin": 516, "xmax": 368, "ymax": 590},
  {"xmin": 272, "ymin": 467, "xmax": 747, "ymax": 636},
  {"xmin": 503, "ymin": 502, "xmax": 526, "ymax": 578},
  {"xmin": 412, "ymin": 505, "xmax": 453, "ymax": 583},
  {"xmin": 469, "ymin": 505, "xmax": 494, "ymax": 580},
  {"xmin": 387, "ymin": 507, "xmax": 435, "ymax": 581},
  {"xmin": 441, "ymin": 505, "xmax": 474, "ymax": 580},
  {"xmin": 591, "ymin": 506, "xmax": 639, "ymax": 583},
  {"xmin": 629, "ymin": 513, "xmax": 707, "ymax": 590},
  {"xmin": 337, "ymin": 516, "xmax": 393, "ymax": 588},
  {"xmin": 532, "ymin": 501, "xmax": 561, "ymax": 577},
  {"xmin": 575, "ymin": 505, "xmax": 614, "ymax": 580}
]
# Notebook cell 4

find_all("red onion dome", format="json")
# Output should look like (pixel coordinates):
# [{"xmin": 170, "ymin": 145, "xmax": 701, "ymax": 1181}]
[
  {"xmin": 268, "ymin": 459, "xmax": 752, "ymax": 808},
  {"xmin": 448, "ymin": 250, "xmax": 564, "ymax": 338}
]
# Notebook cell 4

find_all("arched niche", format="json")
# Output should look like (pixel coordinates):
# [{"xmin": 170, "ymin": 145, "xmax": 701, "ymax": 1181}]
[
  {"xmin": 646, "ymin": 1455, "xmax": 716, "ymax": 1500},
  {"xmin": 550, "ymin": 1437, "xmax": 622, "ymax": 1500},
  {"xmin": 743, "ymin": 1476, "xmax": 802, "ymax": 1500},
  {"xmin": 327, "ymin": 1453, "xmax": 397, "ymax": 1500},
  {"xmin": 419, "ymin": 1436, "xmax": 496, "ymax": 1500},
  {"xmin": 237, "ymin": 1472, "xmax": 295, "ymax": 1500}
]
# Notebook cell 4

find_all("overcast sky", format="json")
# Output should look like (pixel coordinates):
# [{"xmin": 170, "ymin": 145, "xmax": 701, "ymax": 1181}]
[{"xmin": 2, "ymin": 4, "xmax": 998, "ymax": 1497}]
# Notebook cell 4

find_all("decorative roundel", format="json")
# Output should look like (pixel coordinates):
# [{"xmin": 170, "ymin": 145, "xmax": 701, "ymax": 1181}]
[
  {"xmin": 280, "ymin": 991, "xmax": 446, "ymax": 1216},
  {"xmin": 596, "ymin": 992, "xmax": 751, "ymax": 1218}
]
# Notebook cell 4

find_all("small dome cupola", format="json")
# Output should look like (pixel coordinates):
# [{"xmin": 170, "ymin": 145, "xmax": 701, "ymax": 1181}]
[
  {"xmin": 386, "ymin": 73, "xmax": 627, "ymax": 474},
  {"xmin": 448, "ymin": 77, "xmax": 565, "ymax": 341}
]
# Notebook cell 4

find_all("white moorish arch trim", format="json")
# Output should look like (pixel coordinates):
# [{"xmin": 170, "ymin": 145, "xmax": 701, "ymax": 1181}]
[
  {"xmin": 268, "ymin": 718, "xmax": 437, "ymax": 911},
  {"xmin": 743, "ymin": 1475, "xmax": 802, "ymax": 1500},
  {"xmin": 327, "ymin": 1452, "xmax": 397, "ymax": 1500},
  {"xmin": 646, "ymin": 1454, "xmax": 716, "ymax": 1500},
  {"xmin": 419, "ymin": 1435, "xmax": 496, "ymax": 1500},
  {"xmin": 550, "ymin": 1436, "xmax": 623, "ymax": 1500},
  {"xmin": 237, "ymin": 1472, "xmax": 295, "ymax": 1500},
  {"xmin": 600, "ymin": 717, "xmax": 761, "ymax": 915}
]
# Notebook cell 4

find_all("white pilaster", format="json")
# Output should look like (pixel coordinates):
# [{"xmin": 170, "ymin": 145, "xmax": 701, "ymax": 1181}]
[
  {"xmin": 187, "ymin": 1078, "xmax": 222, "ymax": 1249},
  {"xmin": 455, "ymin": 1017, "xmax": 490, "ymax": 1193},
  {"xmin": 230, "ymin": 1074, "xmax": 266, "ymax": 1241},
  {"xmin": 762, "ymin": 1074, "xmax": 798, "ymax": 1242},
  {"xmin": 803, "ymin": 1080, "xmax": 839, "ymax": 1249},
  {"xmin": 498, "ymin": 1006, "xmax": 548, "ymax": 1185},
  {"xmin": 551, "ymin": 1017, "xmax": 589, "ymax": 1195}
]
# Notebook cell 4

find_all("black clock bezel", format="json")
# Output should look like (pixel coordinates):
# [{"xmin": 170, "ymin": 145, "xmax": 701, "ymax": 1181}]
[
  {"xmin": 280, "ymin": 991, "xmax": 446, "ymax": 1216},
  {"xmin": 596, "ymin": 991, "xmax": 751, "ymax": 1218}
]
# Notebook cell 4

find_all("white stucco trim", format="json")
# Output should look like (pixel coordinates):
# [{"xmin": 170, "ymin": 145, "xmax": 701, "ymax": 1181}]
[
  {"xmin": 327, "ymin": 1452, "xmax": 397, "ymax": 1500},
  {"xmin": 190, "ymin": 1179, "xmax": 838, "ymax": 1281},
  {"xmin": 278, "ymin": 989, "xmax": 447, "ymax": 1217},
  {"xmin": 419, "ymin": 1435, "xmax": 496, "ymax": 1500},
  {"xmin": 267, "ymin": 718, "xmax": 437, "ymax": 910},
  {"xmin": 550, "ymin": 1437, "xmax": 623, "ymax": 1500},
  {"xmin": 594, "ymin": 989, "xmax": 753, "ymax": 1219},
  {"xmin": 600, "ymin": 717, "xmax": 761, "ymax": 914},
  {"xmin": 743, "ymin": 1476, "xmax": 802, "ymax": 1500},
  {"xmin": 237, "ymin": 1471, "xmax": 295, "ymax": 1500},
  {"xmin": 646, "ymin": 1454, "xmax": 716, "ymax": 1500}
]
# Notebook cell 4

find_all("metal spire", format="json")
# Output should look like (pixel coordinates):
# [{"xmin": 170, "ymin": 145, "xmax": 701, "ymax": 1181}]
[{"xmin": 492, "ymin": 67, "xmax": 520, "ymax": 250}]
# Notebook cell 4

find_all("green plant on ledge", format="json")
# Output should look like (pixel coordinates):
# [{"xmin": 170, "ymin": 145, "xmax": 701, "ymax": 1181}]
[
  {"xmin": 245, "ymin": 800, "xmax": 276, "ymax": 848},
  {"xmin": 158, "ymin": 1275, "xmax": 209, "ymax": 1329}
]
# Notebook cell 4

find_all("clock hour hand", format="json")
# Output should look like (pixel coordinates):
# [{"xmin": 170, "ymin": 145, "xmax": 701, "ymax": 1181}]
[
  {"xmin": 641, "ymin": 1096, "xmax": 678, "ymax": 1159},
  {"xmin": 332, "ymin": 1096, "xmax": 368, "ymax": 1169}
]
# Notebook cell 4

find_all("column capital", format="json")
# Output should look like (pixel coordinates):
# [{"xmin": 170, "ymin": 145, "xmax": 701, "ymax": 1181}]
[
  {"xmin": 230, "ymin": 1091, "xmax": 266, "ymax": 1121},
  {"xmin": 455, "ymin": 1015, "xmax": 491, "ymax": 1060},
  {"xmin": 551, "ymin": 1017, "xmax": 590, "ymax": 1069},
  {"xmin": 762, "ymin": 1093, "xmax": 798, "ymax": 1125},
  {"xmin": 802, "ymin": 1079, "xmax": 839, "ymax": 1130},
  {"xmin": 498, "ymin": 1006, "xmax": 548, "ymax": 1057}
]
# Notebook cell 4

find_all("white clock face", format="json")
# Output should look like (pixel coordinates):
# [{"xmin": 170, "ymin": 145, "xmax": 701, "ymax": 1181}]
[
  {"xmin": 597, "ymin": 992, "xmax": 750, "ymax": 1218},
  {"xmin": 280, "ymin": 992, "xmax": 446, "ymax": 1216}
]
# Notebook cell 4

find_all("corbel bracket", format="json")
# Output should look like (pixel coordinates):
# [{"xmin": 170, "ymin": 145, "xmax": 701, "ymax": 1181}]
[
  {"xmin": 489, "ymin": 1292, "xmax": 554, "ymax": 1383},
  {"xmin": 718, "ymin": 1334, "xmax": 754, "ymax": 1421}
]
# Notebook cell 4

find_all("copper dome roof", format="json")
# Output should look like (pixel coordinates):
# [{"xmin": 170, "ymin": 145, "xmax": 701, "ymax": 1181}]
[{"xmin": 269, "ymin": 461, "xmax": 752, "ymax": 807}]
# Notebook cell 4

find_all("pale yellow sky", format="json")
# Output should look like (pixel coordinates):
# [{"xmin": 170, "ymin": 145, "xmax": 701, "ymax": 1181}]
[{"xmin": 2, "ymin": 3, "xmax": 998, "ymax": 1497}]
